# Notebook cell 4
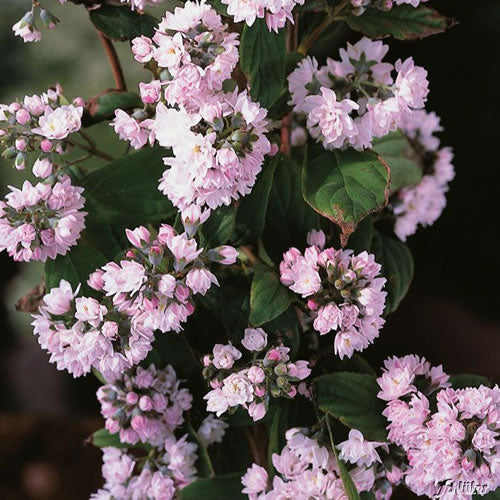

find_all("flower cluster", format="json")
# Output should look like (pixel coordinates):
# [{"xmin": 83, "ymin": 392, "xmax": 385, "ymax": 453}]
[
  {"xmin": 112, "ymin": 2, "xmax": 274, "ymax": 216},
  {"xmin": 241, "ymin": 427, "xmax": 384, "ymax": 498},
  {"xmin": 221, "ymin": 0, "xmax": 305, "ymax": 32},
  {"xmin": 97, "ymin": 364, "xmax": 193, "ymax": 446},
  {"xmin": 288, "ymin": 37, "xmax": 429, "ymax": 150},
  {"xmin": 31, "ymin": 220, "xmax": 238, "ymax": 378},
  {"xmin": 280, "ymin": 230, "xmax": 387, "ymax": 359},
  {"xmin": 203, "ymin": 328, "xmax": 311, "ymax": 421},
  {"xmin": 377, "ymin": 355, "xmax": 500, "ymax": 497},
  {"xmin": 392, "ymin": 110, "xmax": 455, "ymax": 241},
  {"xmin": 350, "ymin": 0, "xmax": 428, "ymax": 17},
  {"xmin": 92, "ymin": 437, "xmax": 198, "ymax": 499},
  {"xmin": 1, "ymin": 84, "xmax": 84, "ymax": 173},
  {"xmin": 32, "ymin": 278, "xmax": 156, "ymax": 378},
  {"xmin": 12, "ymin": 2, "xmax": 62, "ymax": 43}
]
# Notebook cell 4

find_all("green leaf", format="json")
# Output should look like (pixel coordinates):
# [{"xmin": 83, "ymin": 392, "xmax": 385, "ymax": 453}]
[
  {"xmin": 89, "ymin": 4, "xmax": 157, "ymax": 41},
  {"xmin": 91, "ymin": 429, "xmax": 128, "ymax": 449},
  {"xmin": 371, "ymin": 231, "xmax": 414, "ymax": 314},
  {"xmin": 314, "ymin": 372, "xmax": 388, "ymax": 441},
  {"xmin": 250, "ymin": 263, "xmax": 291, "ymax": 327},
  {"xmin": 83, "ymin": 91, "xmax": 142, "ymax": 127},
  {"xmin": 81, "ymin": 146, "xmax": 177, "ymax": 226},
  {"xmin": 338, "ymin": 354, "xmax": 376, "ymax": 376},
  {"xmin": 180, "ymin": 473, "xmax": 246, "ymax": 500},
  {"xmin": 360, "ymin": 492, "xmax": 377, "ymax": 500},
  {"xmin": 267, "ymin": 401, "xmax": 289, "ymax": 477},
  {"xmin": 475, "ymin": 489, "xmax": 500, "ymax": 499},
  {"xmin": 263, "ymin": 154, "xmax": 318, "ymax": 264},
  {"xmin": 240, "ymin": 19, "xmax": 286, "ymax": 108},
  {"xmin": 186, "ymin": 422, "xmax": 215, "ymax": 478},
  {"xmin": 346, "ymin": 5, "xmax": 456, "ymax": 41},
  {"xmin": 346, "ymin": 216, "xmax": 374, "ymax": 254},
  {"xmin": 302, "ymin": 148, "xmax": 390, "ymax": 246},
  {"xmin": 262, "ymin": 307, "xmax": 300, "ymax": 357},
  {"xmin": 232, "ymin": 155, "xmax": 278, "ymax": 245},
  {"xmin": 199, "ymin": 205, "xmax": 237, "ymax": 248},
  {"xmin": 450, "ymin": 374, "xmax": 492, "ymax": 390},
  {"xmin": 372, "ymin": 131, "xmax": 422, "ymax": 194},
  {"xmin": 207, "ymin": 0, "xmax": 228, "ymax": 15},
  {"xmin": 45, "ymin": 238, "xmax": 108, "ymax": 296}
]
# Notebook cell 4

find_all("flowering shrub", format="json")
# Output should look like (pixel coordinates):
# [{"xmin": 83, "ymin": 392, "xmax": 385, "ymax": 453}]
[{"xmin": 5, "ymin": 0, "xmax": 497, "ymax": 498}]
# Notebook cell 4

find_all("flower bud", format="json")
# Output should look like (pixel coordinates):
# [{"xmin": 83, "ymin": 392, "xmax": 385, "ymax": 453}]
[
  {"xmin": 16, "ymin": 108, "xmax": 30, "ymax": 125},
  {"xmin": 40, "ymin": 139, "xmax": 53, "ymax": 152},
  {"xmin": 15, "ymin": 151, "xmax": 27, "ymax": 170},
  {"xmin": 39, "ymin": 9, "xmax": 59, "ymax": 30},
  {"xmin": 207, "ymin": 245, "xmax": 239, "ymax": 265},
  {"xmin": 15, "ymin": 137, "xmax": 27, "ymax": 151},
  {"xmin": 139, "ymin": 395, "xmax": 153, "ymax": 412},
  {"xmin": 126, "ymin": 391, "xmax": 139, "ymax": 405},
  {"xmin": 32, "ymin": 156, "xmax": 53, "ymax": 178},
  {"xmin": 254, "ymin": 385, "xmax": 267, "ymax": 398}
]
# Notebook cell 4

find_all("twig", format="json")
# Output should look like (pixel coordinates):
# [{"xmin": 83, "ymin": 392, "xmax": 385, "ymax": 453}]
[
  {"xmin": 66, "ymin": 138, "xmax": 114, "ymax": 161},
  {"xmin": 280, "ymin": 113, "xmax": 292, "ymax": 155},
  {"xmin": 240, "ymin": 245, "xmax": 259, "ymax": 265},
  {"xmin": 95, "ymin": 29, "xmax": 127, "ymax": 91}
]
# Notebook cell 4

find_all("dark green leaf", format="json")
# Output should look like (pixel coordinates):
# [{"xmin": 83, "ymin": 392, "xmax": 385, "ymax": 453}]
[
  {"xmin": 199, "ymin": 205, "xmax": 237, "ymax": 248},
  {"xmin": 89, "ymin": 4, "xmax": 157, "ymax": 41},
  {"xmin": 81, "ymin": 146, "xmax": 177, "ymax": 226},
  {"xmin": 372, "ymin": 231, "xmax": 414, "ymax": 314},
  {"xmin": 346, "ymin": 5, "xmax": 456, "ymax": 41},
  {"xmin": 250, "ymin": 263, "xmax": 291, "ymax": 327},
  {"xmin": 262, "ymin": 306, "xmax": 300, "ymax": 357},
  {"xmin": 360, "ymin": 492, "xmax": 377, "ymax": 500},
  {"xmin": 338, "ymin": 354, "xmax": 376, "ymax": 376},
  {"xmin": 475, "ymin": 489, "xmax": 500, "ymax": 499},
  {"xmin": 240, "ymin": 19, "xmax": 286, "ymax": 108},
  {"xmin": 91, "ymin": 428, "xmax": 128, "ymax": 449},
  {"xmin": 180, "ymin": 473, "xmax": 246, "ymax": 500},
  {"xmin": 83, "ymin": 91, "xmax": 142, "ymax": 127},
  {"xmin": 263, "ymin": 154, "xmax": 318, "ymax": 263},
  {"xmin": 186, "ymin": 422, "xmax": 215, "ymax": 478},
  {"xmin": 232, "ymin": 155, "xmax": 278, "ymax": 245},
  {"xmin": 372, "ymin": 131, "xmax": 422, "ymax": 194},
  {"xmin": 45, "ymin": 238, "xmax": 108, "ymax": 296},
  {"xmin": 346, "ymin": 216, "xmax": 374, "ymax": 254},
  {"xmin": 302, "ymin": 148, "xmax": 390, "ymax": 246},
  {"xmin": 450, "ymin": 374, "xmax": 492, "ymax": 390},
  {"xmin": 267, "ymin": 401, "xmax": 289, "ymax": 477},
  {"xmin": 314, "ymin": 372, "xmax": 388, "ymax": 441}
]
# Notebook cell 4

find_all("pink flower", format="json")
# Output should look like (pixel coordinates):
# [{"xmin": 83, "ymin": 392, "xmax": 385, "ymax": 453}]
[
  {"xmin": 306, "ymin": 229, "xmax": 326, "ymax": 249},
  {"xmin": 32, "ymin": 157, "xmax": 53, "ymax": 178},
  {"xmin": 43, "ymin": 279, "xmax": 78, "ymax": 315},
  {"xmin": 102, "ymin": 260, "xmax": 146, "ymax": 296},
  {"xmin": 241, "ymin": 328, "xmax": 268, "ymax": 352},
  {"xmin": 247, "ymin": 366, "xmax": 265, "ymax": 384},
  {"xmin": 139, "ymin": 81, "xmax": 162, "ymax": 104},
  {"xmin": 337, "ymin": 429, "xmax": 383, "ymax": 467},
  {"xmin": 204, "ymin": 388, "xmax": 229, "ymax": 417},
  {"xmin": 131, "ymin": 36, "xmax": 154, "ymax": 63},
  {"xmin": 33, "ymin": 105, "xmax": 83, "ymax": 140},
  {"xmin": 241, "ymin": 464, "xmax": 268, "ymax": 495},
  {"xmin": 186, "ymin": 268, "xmax": 218, "ymax": 295},
  {"xmin": 395, "ymin": 57, "xmax": 429, "ymax": 110},
  {"xmin": 313, "ymin": 304, "xmax": 343, "ymax": 335},
  {"xmin": 75, "ymin": 297, "xmax": 107, "ymax": 327},
  {"xmin": 248, "ymin": 401, "xmax": 267, "ymax": 421},
  {"xmin": 111, "ymin": 109, "xmax": 150, "ymax": 150},
  {"xmin": 212, "ymin": 343, "xmax": 242, "ymax": 370}
]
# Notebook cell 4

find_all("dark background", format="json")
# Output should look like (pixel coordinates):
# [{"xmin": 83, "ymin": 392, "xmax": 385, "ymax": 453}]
[{"xmin": 0, "ymin": 0, "xmax": 498, "ymax": 498}]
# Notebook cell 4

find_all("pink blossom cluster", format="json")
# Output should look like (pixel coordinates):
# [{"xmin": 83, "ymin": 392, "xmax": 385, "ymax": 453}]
[
  {"xmin": 221, "ymin": 0, "xmax": 305, "ymax": 33},
  {"xmin": 31, "ymin": 279, "xmax": 156, "ymax": 378},
  {"xmin": 92, "ymin": 436, "xmax": 198, "ymax": 499},
  {"xmin": 287, "ymin": 37, "xmax": 429, "ymax": 150},
  {"xmin": 377, "ymin": 355, "xmax": 500, "ymax": 497},
  {"xmin": 280, "ymin": 230, "xmax": 387, "ymax": 359},
  {"xmin": 0, "ymin": 176, "xmax": 86, "ymax": 262},
  {"xmin": 203, "ymin": 329, "xmax": 311, "ymax": 421},
  {"xmin": 154, "ymin": 89, "xmax": 272, "ymax": 212},
  {"xmin": 97, "ymin": 364, "xmax": 193, "ymax": 446},
  {"xmin": 350, "ymin": 0, "xmax": 428, "ymax": 17},
  {"xmin": 112, "ymin": 3, "xmax": 274, "ymax": 215},
  {"xmin": 1, "ymin": 84, "xmax": 84, "ymax": 173},
  {"xmin": 120, "ymin": 0, "xmax": 165, "ymax": 11},
  {"xmin": 112, "ymin": 0, "xmax": 239, "ymax": 150},
  {"xmin": 392, "ymin": 110, "xmax": 455, "ymax": 241},
  {"xmin": 95, "ymin": 222, "xmax": 237, "ymax": 334},
  {"xmin": 241, "ymin": 428, "xmax": 382, "ymax": 498}
]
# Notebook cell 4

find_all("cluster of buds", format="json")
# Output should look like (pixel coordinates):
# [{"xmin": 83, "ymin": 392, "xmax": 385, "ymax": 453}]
[
  {"xmin": 280, "ymin": 230, "xmax": 387, "ymax": 359},
  {"xmin": 288, "ymin": 37, "xmax": 429, "ymax": 150},
  {"xmin": 12, "ymin": 1, "xmax": 62, "ymax": 43},
  {"xmin": 97, "ymin": 364, "xmax": 193, "ymax": 446},
  {"xmin": 203, "ymin": 328, "xmax": 311, "ymax": 421}
]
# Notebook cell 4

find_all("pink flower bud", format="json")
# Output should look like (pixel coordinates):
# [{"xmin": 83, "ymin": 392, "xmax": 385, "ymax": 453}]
[
  {"xmin": 87, "ymin": 270, "xmax": 104, "ymax": 291},
  {"xmin": 307, "ymin": 299, "xmax": 319, "ymax": 311},
  {"xmin": 105, "ymin": 418, "xmax": 120, "ymax": 434},
  {"xmin": 266, "ymin": 348, "xmax": 281, "ymax": 362},
  {"xmin": 386, "ymin": 465, "xmax": 402, "ymax": 484},
  {"xmin": 210, "ymin": 379, "xmax": 223, "ymax": 389},
  {"xmin": 32, "ymin": 157, "xmax": 53, "ymax": 178},
  {"xmin": 248, "ymin": 401, "xmax": 267, "ymax": 421},
  {"xmin": 126, "ymin": 391, "xmax": 139, "ymax": 405},
  {"xmin": 175, "ymin": 284, "xmax": 190, "ymax": 303},
  {"xmin": 102, "ymin": 321, "xmax": 118, "ymax": 339},
  {"xmin": 16, "ymin": 108, "xmax": 30, "ymax": 125},
  {"xmin": 139, "ymin": 395, "xmax": 153, "ymax": 412},
  {"xmin": 306, "ymin": 229, "xmax": 326, "ymax": 249},
  {"xmin": 287, "ymin": 386, "xmax": 297, "ymax": 398},
  {"xmin": 203, "ymin": 355, "xmax": 212, "ymax": 367},
  {"xmin": 9, "ymin": 102, "xmax": 21, "ymax": 113},
  {"xmin": 214, "ymin": 245, "xmax": 239, "ymax": 265},
  {"xmin": 247, "ymin": 366, "xmax": 265, "ymax": 384},
  {"xmin": 269, "ymin": 142, "xmax": 279, "ymax": 156},
  {"xmin": 152, "ymin": 393, "xmax": 167, "ymax": 412},
  {"xmin": 15, "ymin": 137, "xmax": 27, "ymax": 151},
  {"xmin": 40, "ymin": 139, "xmax": 53, "ymax": 152},
  {"xmin": 254, "ymin": 386, "xmax": 266, "ymax": 398},
  {"xmin": 125, "ymin": 250, "xmax": 135, "ymax": 258},
  {"xmin": 73, "ymin": 97, "xmax": 85, "ymax": 107},
  {"xmin": 131, "ymin": 414, "xmax": 148, "ymax": 432},
  {"xmin": 157, "ymin": 224, "xmax": 176, "ymax": 245},
  {"xmin": 139, "ymin": 81, "xmax": 162, "ymax": 104}
]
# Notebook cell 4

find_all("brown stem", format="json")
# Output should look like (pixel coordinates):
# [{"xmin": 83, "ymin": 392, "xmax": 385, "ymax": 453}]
[
  {"xmin": 280, "ymin": 113, "xmax": 292, "ymax": 156},
  {"xmin": 66, "ymin": 138, "xmax": 114, "ymax": 161},
  {"xmin": 96, "ymin": 29, "xmax": 127, "ymax": 91},
  {"xmin": 240, "ymin": 245, "xmax": 258, "ymax": 264},
  {"xmin": 245, "ymin": 426, "xmax": 268, "ymax": 468}
]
